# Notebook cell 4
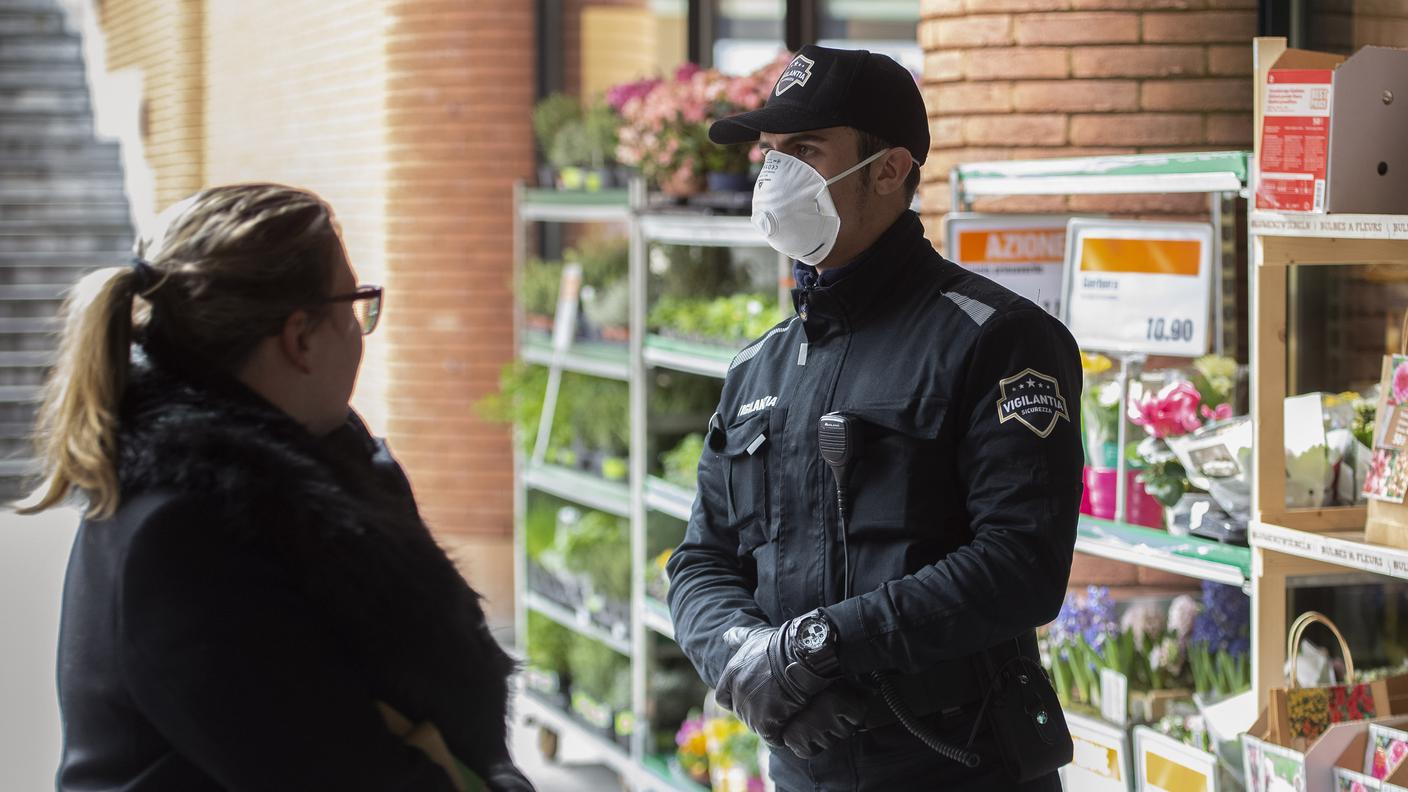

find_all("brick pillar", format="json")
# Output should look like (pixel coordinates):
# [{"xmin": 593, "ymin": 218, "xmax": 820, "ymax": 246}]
[
  {"xmin": 919, "ymin": 0, "xmax": 1256, "ymax": 234},
  {"xmin": 918, "ymin": 0, "xmax": 1256, "ymax": 590},
  {"xmin": 382, "ymin": 0, "xmax": 536, "ymax": 625},
  {"xmin": 99, "ymin": 0, "xmax": 204, "ymax": 210}
]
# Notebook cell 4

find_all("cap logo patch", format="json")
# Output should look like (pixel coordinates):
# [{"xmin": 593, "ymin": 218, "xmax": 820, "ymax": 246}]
[
  {"xmin": 774, "ymin": 54, "xmax": 815, "ymax": 96},
  {"xmin": 996, "ymin": 368, "xmax": 1069, "ymax": 438}
]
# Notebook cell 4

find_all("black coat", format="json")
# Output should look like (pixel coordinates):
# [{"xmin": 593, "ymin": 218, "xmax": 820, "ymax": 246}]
[
  {"xmin": 666, "ymin": 213, "xmax": 1083, "ymax": 782},
  {"xmin": 56, "ymin": 348, "xmax": 529, "ymax": 791}
]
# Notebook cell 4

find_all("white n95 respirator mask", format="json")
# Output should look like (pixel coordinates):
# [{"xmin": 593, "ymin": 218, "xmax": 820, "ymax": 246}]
[{"xmin": 750, "ymin": 147, "xmax": 889, "ymax": 266}]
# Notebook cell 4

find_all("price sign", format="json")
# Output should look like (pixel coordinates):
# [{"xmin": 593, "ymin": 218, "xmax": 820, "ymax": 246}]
[
  {"xmin": 944, "ymin": 214, "xmax": 1072, "ymax": 316},
  {"xmin": 1062, "ymin": 219, "xmax": 1215, "ymax": 357}
]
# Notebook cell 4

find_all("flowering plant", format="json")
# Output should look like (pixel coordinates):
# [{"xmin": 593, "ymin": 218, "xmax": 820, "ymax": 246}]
[
  {"xmin": 1128, "ymin": 374, "xmax": 1235, "ymax": 509},
  {"xmin": 1080, "ymin": 351, "xmax": 1121, "ymax": 467},
  {"xmin": 613, "ymin": 56, "xmax": 789, "ymax": 190},
  {"xmin": 675, "ymin": 713, "xmax": 710, "ymax": 783},
  {"xmin": 1187, "ymin": 581, "xmax": 1251, "ymax": 698}
]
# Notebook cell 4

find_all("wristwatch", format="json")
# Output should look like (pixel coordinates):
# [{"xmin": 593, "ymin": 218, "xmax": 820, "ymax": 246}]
[{"xmin": 787, "ymin": 609, "xmax": 842, "ymax": 678}]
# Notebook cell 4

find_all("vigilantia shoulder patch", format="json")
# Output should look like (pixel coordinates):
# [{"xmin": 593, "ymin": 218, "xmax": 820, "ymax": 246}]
[{"xmin": 996, "ymin": 368, "xmax": 1069, "ymax": 438}]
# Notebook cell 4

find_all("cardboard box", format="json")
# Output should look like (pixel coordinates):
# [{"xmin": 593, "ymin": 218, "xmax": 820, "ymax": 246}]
[
  {"xmin": 1242, "ymin": 715, "xmax": 1408, "ymax": 792},
  {"xmin": 1255, "ymin": 41, "xmax": 1408, "ymax": 215}
]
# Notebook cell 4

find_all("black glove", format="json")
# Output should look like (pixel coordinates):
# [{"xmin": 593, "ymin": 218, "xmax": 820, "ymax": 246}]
[
  {"xmin": 780, "ymin": 683, "xmax": 868, "ymax": 759},
  {"xmin": 715, "ymin": 621, "xmax": 839, "ymax": 748}
]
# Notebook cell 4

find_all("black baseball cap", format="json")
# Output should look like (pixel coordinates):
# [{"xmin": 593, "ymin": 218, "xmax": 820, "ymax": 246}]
[{"xmin": 709, "ymin": 45, "xmax": 929, "ymax": 166}]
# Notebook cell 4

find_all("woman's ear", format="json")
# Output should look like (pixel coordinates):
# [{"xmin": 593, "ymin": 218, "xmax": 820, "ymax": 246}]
[
  {"xmin": 278, "ymin": 309, "xmax": 315, "ymax": 375},
  {"xmin": 874, "ymin": 148, "xmax": 914, "ymax": 197}
]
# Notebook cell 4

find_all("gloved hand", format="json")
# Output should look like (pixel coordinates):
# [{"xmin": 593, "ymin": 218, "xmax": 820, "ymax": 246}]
[
  {"xmin": 780, "ymin": 682, "xmax": 868, "ymax": 759},
  {"xmin": 715, "ymin": 622, "xmax": 840, "ymax": 749}
]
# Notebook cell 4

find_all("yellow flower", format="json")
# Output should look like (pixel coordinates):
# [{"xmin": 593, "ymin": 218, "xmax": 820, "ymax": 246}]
[{"xmin": 1081, "ymin": 351, "xmax": 1113, "ymax": 376}]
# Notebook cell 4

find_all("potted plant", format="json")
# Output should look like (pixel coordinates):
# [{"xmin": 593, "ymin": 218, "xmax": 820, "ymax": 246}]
[
  {"xmin": 612, "ymin": 56, "xmax": 788, "ymax": 199},
  {"xmin": 570, "ymin": 236, "xmax": 629, "ymax": 342},
  {"xmin": 583, "ymin": 100, "xmax": 622, "ymax": 190},
  {"xmin": 519, "ymin": 257, "xmax": 563, "ymax": 334},
  {"xmin": 548, "ymin": 118, "xmax": 593, "ymax": 191},
  {"xmin": 533, "ymin": 92, "xmax": 580, "ymax": 189}
]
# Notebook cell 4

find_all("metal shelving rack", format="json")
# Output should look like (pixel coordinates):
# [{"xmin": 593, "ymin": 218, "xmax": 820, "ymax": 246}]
[
  {"xmin": 512, "ymin": 182, "xmax": 782, "ymax": 792},
  {"xmin": 951, "ymin": 150, "xmax": 1255, "ymax": 592}
]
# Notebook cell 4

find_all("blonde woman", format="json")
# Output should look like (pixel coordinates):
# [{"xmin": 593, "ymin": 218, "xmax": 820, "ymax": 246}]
[{"xmin": 23, "ymin": 184, "xmax": 534, "ymax": 792}]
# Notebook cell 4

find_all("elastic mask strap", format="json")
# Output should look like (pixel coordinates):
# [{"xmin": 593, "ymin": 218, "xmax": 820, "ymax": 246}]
[{"xmin": 823, "ymin": 147, "xmax": 891, "ymax": 187}]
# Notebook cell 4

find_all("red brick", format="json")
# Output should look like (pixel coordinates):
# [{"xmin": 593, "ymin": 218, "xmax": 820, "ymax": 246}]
[
  {"xmin": 1072, "ymin": 45, "xmax": 1205, "ymax": 78},
  {"xmin": 1143, "ymin": 11, "xmax": 1256, "ymax": 43},
  {"xmin": 923, "ymin": 146, "xmax": 1013, "ymax": 176},
  {"xmin": 1069, "ymin": 113, "xmax": 1205, "ymax": 146},
  {"xmin": 1141, "ymin": 78, "xmax": 1253, "ymax": 111},
  {"xmin": 1068, "ymin": 193, "xmax": 1210, "ymax": 213},
  {"xmin": 931, "ymin": 81, "xmax": 1014, "ymax": 115},
  {"xmin": 931, "ymin": 116, "xmax": 966, "ymax": 148},
  {"xmin": 1136, "ymin": 568, "xmax": 1203, "ymax": 588},
  {"xmin": 964, "ymin": 113, "xmax": 1068, "ymax": 146},
  {"xmin": 935, "ymin": 15, "xmax": 1013, "ymax": 47},
  {"xmin": 920, "ymin": 0, "xmax": 965, "ymax": 17},
  {"xmin": 1207, "ymin": 44, "xmax": 1253, "ymax": 76},
  {"xmin": 1012, "ymin": 79, "xmax": 1139, "ymax": 112},
  {"xmin": 924, "ymin": 50, "xmax": 966, "ymax": 83},
  {"xmin": 965, "ymin": 0, "xmax": 1070, "ymax": 10},
  {"xmin": 964, "ymin": 47, "xmax": 1070, "ymax": 80},
  {"xmin": 1072, "ymin": 0, "xmax": 1200, "ymax": 7},
  {"xmin": 1206, "ymin": 112, "xmax": 1253, "ymax": 146},
  {"xmin": 1014, "ymin": 12, "xmax": 1140, "ymax": 45},
  {"xmin": 1068, "ymin": 555, "xmax": 1139, "ymax": 587}
]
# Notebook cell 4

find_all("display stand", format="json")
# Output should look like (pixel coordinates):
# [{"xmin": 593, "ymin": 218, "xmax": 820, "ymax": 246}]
[
  {"xmin": 951, "ymin": 151, "xmax": 1254, "ymax": 591},
  {"xmin": 512, "ymin": 181, "xmax": 781, "ymax": 791},
  {"xmin": 1244, "ymin": 36, "xmax": 1408, "ymax": 709}
]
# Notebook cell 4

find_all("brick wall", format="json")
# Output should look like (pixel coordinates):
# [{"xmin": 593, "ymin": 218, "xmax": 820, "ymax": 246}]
[
  {"xmin": 97, "ymin": 0, "xmax": 534, "ymax": 625},
  {"xmin": 918, "ymin": 0, "xmax": 1256, "ymax": 232},
  {"xmin": 99, "ymin": 0, "xmax": 204, "ymax": 210},
  {"xmin": 380, "ymin": 0, "xmax": 536, "ymax": 624}
]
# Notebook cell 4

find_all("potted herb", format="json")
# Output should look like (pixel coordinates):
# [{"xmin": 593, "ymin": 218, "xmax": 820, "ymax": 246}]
[{"xmin": 533, "ymin": 93, "xmax": 581, "ymax": 189}]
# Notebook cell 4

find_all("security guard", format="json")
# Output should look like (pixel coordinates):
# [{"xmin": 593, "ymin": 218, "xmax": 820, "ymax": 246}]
[{"xmin": 666, "ymin": 45, "xmax": 1083, "ymax": 791}]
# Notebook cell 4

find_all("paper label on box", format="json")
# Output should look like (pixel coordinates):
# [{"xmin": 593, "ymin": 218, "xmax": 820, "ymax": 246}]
[{"xmin": 1257, "ymin": 68, "xmax": 1334, "ymax": 212}]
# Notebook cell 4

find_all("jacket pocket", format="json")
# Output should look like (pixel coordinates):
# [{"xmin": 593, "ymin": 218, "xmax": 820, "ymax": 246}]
[
  {"xmin": 706, "ymin": 411, "xmax": 770, "ymax": 528},
  {"xmin": 707, "ymin": 412, "xmax": 779, "ymax": 622}
]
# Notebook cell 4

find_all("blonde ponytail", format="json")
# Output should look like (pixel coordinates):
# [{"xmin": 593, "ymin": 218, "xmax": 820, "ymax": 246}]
[{"xmin": 18, "ymin": 266, "xmax": 143, "ymax": 518}]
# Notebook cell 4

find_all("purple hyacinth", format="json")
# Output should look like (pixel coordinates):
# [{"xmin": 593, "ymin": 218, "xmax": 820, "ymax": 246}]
[
  {"xmin": 1051, "ymin": 586, "xmax": 1118, "ymax": 651},
  {"xmin": 1190, "ymin": 581, "xmax": 1249, "ymax": 655}
]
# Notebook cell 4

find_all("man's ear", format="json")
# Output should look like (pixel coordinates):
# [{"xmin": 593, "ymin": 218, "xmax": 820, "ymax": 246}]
[
  {"xmin": 872, "ymin": 148, "xmax": 913, "ymax": 197},
  {"xmin": 278, "ymin": 309, "xmax": 315, "ymax": 375}
]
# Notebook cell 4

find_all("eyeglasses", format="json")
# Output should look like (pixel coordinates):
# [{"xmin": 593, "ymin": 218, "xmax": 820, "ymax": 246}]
[{"xmin": 322, "ymin": 285, "xmax": 383, "ymax": 335}]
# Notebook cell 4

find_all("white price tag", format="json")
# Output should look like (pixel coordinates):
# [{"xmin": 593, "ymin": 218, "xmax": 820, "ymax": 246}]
[
  {"xmin": 944, "ymin": 214, "xmax": 1074, "ymax": 316},
  {"xmin": 1062, "ymin": 219, "xmax": 1215, "ymax": 357}
]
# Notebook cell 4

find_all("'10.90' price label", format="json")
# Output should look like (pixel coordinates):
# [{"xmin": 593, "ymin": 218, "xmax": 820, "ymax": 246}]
[{"xmin": 1062, "ymin": 220, "xmax": 1214, "ymax": 358}]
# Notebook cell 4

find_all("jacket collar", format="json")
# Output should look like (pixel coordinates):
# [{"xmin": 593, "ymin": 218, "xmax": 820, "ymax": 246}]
[{"xmin": 789, "ymin": 210, "xmax": 928, "ymax": 336}]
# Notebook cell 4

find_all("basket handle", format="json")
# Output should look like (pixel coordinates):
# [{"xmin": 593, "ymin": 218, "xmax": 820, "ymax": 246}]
[{"xmin": 1286, "ymin": 610, "xmax": 1356, "ymax": 689}]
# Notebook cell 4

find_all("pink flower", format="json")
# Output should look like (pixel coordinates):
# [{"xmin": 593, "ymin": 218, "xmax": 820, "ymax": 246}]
[
  {"xmin": 1200, "ymin": 403, "xmax": 1233, "ymax": 422},
  {"xmin": 1393, "ymin": 362, "xmax": 1408, "ymax": 405},
  {"xmin": 674, "ymin": 62, "xmax": 702, "ymax": 82},
  {"xmin": 1128, "ymin": 380, "xmax": 1205, "ymax": 439}
]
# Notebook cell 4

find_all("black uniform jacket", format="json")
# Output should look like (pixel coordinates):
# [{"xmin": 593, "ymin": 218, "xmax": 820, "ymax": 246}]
[
  {"xmin": 56, "ymin": 347, "xmax": 525, "ymax": 791},
  {"xmin": 667, "ymin": 211, "xmax": 1084, "ymax": 693}
]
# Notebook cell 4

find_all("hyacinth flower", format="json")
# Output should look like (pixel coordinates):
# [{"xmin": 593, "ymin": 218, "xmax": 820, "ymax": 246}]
[{"xmin": 1187, "ymin": 581, "xmax": 1251, "ymax": 698}]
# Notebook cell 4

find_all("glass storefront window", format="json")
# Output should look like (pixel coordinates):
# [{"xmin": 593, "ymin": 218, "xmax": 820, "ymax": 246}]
[
  {"xmin": 817, "ymin": 0, "xmax": 921, "ymax": 76},
  {"xmin": 712, "ymin": 0, "xmax": 786, "ymax": 75}
]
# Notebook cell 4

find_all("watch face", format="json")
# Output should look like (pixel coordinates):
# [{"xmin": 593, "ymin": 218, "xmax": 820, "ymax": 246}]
[{"xmin": 798, "ymin": 618, "xmax": 829, "ymax": 652}]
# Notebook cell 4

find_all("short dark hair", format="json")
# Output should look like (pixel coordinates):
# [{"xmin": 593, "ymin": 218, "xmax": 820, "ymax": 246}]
[{"xmin": 855, "ymin": 129, "xmax": 920, "ymax": 206}]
